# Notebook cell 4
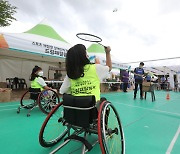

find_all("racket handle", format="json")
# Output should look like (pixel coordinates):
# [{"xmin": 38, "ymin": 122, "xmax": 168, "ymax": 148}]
[{"xmin": 98, "ymin": 42, "xmax": 107, "ymax": 49}]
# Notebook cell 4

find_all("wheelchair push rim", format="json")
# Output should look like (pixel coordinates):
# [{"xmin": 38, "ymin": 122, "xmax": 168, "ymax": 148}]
[
  {"xmin": 38, "ymin": 89, "xmax": 60, "ymax": 114},
  {"xmin": 98, "ymin": 101, "xmax": 125, "ymax": 154},
  {"xmin": 20, "ymin": 90, "xmax": 36, "ymax": 109},
  {"xmin": 39, "ymin": 102, "xmax": 68, "ymax": 147}
]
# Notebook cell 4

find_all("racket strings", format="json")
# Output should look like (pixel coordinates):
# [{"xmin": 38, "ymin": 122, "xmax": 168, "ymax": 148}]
[{"xmin": 76, "ymin": 33, "xmax": 102, "ymax": 42}]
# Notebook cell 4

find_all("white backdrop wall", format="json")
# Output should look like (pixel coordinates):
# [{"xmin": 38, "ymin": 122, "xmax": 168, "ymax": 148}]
[{"xmin": 0, "ymin": 56, "xmax": 59, "ymax": 87}]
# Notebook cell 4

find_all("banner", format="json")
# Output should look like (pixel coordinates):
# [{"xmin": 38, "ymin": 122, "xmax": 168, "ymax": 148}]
[
  {"xmin": 32, "ymin": 41, "xmax": 67, "ymax": 58},
  {"xmin": 1, "ymin": 33, "xmax": 70, "ymax": 58}
]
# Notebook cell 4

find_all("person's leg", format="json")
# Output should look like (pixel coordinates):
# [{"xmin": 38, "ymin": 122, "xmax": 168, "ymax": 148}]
[
  {"xmin": 123, "ymin": 83, "xmax": 125, "ymax": 92},
  {"xmin": 134, "ymin": 82, "xmax": 138, "ymax": 99},
  {"xmin": 123, "ymin": 83, "xmax": 128, "ymax": 92},
  {"xmin": 140, "ymin": 83, "xmax": 143, "ymax": 99}
]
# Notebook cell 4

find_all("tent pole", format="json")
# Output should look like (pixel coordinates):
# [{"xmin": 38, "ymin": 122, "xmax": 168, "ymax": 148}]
[{"xmin": 48, "ymin": 66, "xmax": 50, "ymax": 79}]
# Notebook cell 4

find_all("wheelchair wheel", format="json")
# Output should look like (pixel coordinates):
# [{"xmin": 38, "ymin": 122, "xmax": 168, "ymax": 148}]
[
  {"xmin": 38, "ymin": 89, "xmax": 60, "ymax": 114},
  {"xmin": 20, "ymin": 90, "xmax": 36, "ymax": 109},
  {"xmin": 39, "ymin": 102, "xmax": 68, "ymax": 147},
  {"xmin": 98, "ymin": 101, "xmax": 125, "ymax": 154}
]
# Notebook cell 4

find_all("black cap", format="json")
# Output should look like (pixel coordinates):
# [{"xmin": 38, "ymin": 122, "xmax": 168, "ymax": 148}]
[{"xmin": 140, "ymin": 62, "xmax": 144, "ymax": 66}]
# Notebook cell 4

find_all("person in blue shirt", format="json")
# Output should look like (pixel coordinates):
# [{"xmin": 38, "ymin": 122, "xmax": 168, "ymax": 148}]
[
  {"xmin": 122, "ymin": 69, "xmax": 129, "ymax": 92},
  {"xmin": 160, "ymin": 76, "xmax": 166, "ymax": 89},
  {"xmin": 145, "ymin": 73, "xmax": 151, "ymax": 82},
  {"xmin": 133, "ymin": 62, "xmax": 145, "ymax": 99}
]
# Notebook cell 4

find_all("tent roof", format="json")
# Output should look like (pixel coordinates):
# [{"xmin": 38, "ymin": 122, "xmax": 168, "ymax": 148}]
[
  {"xmin": 0, "ymin": 20, "xmax": 71, "ymax": 61},
  {"xmin": 87, "ymin": 43, "xmax": 131, "ymax": 70},
  {"xmin": 24, "ymin": 20, "xmax": 68, "ymax": 43},
  {"xmin": 87, "ymin": 43, "xmax": 104, "ymax": 53}
]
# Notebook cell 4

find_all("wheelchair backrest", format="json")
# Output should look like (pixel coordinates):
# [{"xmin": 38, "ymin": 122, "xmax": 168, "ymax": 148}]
[
  {"xmin": 62, "ymin": 94, "xmax": 97, "ymax": 128},
  {"xmin": 29, "ymin": 88, "xmax": 41, "ymax": 100}
]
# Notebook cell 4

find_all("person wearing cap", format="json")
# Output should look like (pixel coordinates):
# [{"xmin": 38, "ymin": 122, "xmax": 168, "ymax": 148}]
[
  {"xmin": 133, "ymin": 62, "xmax": 145, "ymax": 99},
  {"xmin": 145, "ymin": 73, "xmax": 151, "ymax": 82},
  {"xmin": 30, "ymin": 66, "xmax": 52, "ymax": 91},
  {"xmin": 122, "ymin": 69, "xmax": 129, "ymax": 92}
]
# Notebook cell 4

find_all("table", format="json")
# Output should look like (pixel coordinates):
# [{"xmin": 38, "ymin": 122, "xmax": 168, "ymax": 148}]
[{"xmin": 45, "ymin": 81, "xmax": 63, "ymax": 89}]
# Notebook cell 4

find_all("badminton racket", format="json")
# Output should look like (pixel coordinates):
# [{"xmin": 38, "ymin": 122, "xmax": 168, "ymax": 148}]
[{"xmin": 76, "ymin": 33, "xmax": 107, "ymax": 48}]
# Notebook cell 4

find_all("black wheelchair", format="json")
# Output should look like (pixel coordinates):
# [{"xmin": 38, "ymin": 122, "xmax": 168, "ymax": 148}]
[
  {"xmin": 17, "ymin": 88, "xmax": 60, "ymax": 117},
  {"xmin": 39, "ymin": 94, "xmax": 125, "ymax": 153}
]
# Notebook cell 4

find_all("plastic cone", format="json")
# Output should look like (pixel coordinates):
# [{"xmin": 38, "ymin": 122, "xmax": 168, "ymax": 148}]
[{"xmin": 166, "ymin": 93, "xmax": 170, "ymax": 100}]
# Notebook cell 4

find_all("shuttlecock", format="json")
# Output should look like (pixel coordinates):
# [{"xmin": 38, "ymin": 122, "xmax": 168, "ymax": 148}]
[{"xmin": 113, "ymin": 8, "xmax": 118, "ymax": 12}]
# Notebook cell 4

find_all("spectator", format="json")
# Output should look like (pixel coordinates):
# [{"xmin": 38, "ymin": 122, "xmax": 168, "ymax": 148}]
[
  {"xmin": 54, "ymin": 70, "xmax": 62, "ymax": 80},
  {"xmin": 122, "ymin": 69, "xmax": 129, "ymax": 92},
  {"xmin": 145, "ymin": 73, "xmax": 151, "ymax": 82},
  {"xmin": 160, "ymin": 76, "xmax": 166, "ymax": 90}
]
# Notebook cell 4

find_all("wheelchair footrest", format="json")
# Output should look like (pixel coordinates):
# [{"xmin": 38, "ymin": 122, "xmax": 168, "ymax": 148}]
[{"xmin": 64, "ymin": 135, "xmax": 93, "ymax": 151}]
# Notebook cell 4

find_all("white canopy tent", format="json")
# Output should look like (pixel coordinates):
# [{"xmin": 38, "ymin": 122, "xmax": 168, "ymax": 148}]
[
  {"xmin": 123, "ymin": 57, "xmax": 180, "ymax": 89},
  {"xmin": 0, "ymin": 20, "xmax": 71, "ymax": 86},
  {"xmin": 87, "ymin": 44, "xmax": 131, "ymax": 70},
  {"xmin": 125, "ymin": 57, "xmax": 180, "ymax": 74}
]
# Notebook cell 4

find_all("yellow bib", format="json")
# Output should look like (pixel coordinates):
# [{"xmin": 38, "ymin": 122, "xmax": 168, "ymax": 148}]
[
  {"xmin": 70, "ymin": 64, "xmax": 100, "ymax": 101},
  {"xmin": 31, "ymin": 77, "xmax": 43, "ymax": 91}
]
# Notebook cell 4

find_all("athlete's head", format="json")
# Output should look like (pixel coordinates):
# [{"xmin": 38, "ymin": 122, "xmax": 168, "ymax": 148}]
[
  {"xmin": 30, "ymin": 65, "xmax": 43, "ymax": 81},
  {"xmin": 66, "ymin": 44, "xmax": 90, "ymax": 79}
]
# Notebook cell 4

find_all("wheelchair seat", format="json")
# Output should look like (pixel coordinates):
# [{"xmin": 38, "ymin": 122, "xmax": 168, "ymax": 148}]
[
  {"xmin": 63, "ymin": 94, "xmax": 97, "ymax": 128},
  {"xmin": 29, "ymin": 88, "xmax": 41, "ymax": 100}
]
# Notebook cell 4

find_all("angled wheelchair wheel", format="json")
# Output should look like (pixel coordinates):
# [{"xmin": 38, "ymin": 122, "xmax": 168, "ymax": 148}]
[
  {"xmin": 38, "ymin": 89, "xmax": 60, "ymax": 114},
  {"xmin": 98, "ymin": 101, "xmax": 125, "ymax": 154},
  {"xmin": 20, "ymin": 90, "xmax": 36, "ymax": 109},
  {"xmin": 39, "ymin": 102, "xmax": 68, "ymax": 147}
]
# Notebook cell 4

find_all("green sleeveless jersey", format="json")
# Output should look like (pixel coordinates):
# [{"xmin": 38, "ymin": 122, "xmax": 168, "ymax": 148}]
[
  {"xmin": 31, "ymin": 77, "xmax": 43, "ymax": 91},
  {"xmin": 70, "ymin": 64, "xmax": 100, "ymax": 101}
]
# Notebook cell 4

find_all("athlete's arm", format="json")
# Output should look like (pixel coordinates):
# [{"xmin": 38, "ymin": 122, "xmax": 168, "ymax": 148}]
[{"xmin": 105, "ymin": 46, "xmax": 112, "ymax": 71}]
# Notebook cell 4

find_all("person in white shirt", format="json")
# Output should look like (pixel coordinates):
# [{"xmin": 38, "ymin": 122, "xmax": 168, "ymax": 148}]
[
  {"xmin": 59, "ymin": 44, "xmax": 112, "ymax": 104},
  {"xmin": 30, "ymin": 66, "xmax": 52, "ymax": 91}
]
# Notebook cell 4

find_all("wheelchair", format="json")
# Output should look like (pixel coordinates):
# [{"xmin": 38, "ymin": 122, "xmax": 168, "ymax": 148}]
[
  {"xmin": 17, "ymin": 88, "xmax": 60, "ymax": 117},
  {"xmin": 39, "ymin": 94, "xmax": 125, "ymax": 154}
]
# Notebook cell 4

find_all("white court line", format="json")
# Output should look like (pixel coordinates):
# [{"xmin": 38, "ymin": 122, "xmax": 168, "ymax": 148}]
[
  {"xmin": 122, "ymin": 102, "xmax": 171, "ymax": 128},
  {"xmin": 166, "ymin": 125, "xmax": 180, "ymax": 154},
  {"xmin": 113, "ymin": 102, "xmax": 180, "ymax": 117},
  {"xmin": 0, "ymin": 104, "xmax": 19, "ymax": 108},
  {"xmin": 0, "ymin": 108, "xmax": 18, "ymax": 112}
]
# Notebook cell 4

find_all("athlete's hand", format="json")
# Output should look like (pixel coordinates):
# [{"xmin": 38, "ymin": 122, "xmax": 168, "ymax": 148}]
[{"xmin": 105, "ymin": 46, "xmax": 111, "ymax": 54}]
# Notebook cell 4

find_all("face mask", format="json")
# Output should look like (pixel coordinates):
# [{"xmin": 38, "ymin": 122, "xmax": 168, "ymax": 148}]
[{"xmin": 38, "ymin": 71, "xmax": 43, "ymax": 76}]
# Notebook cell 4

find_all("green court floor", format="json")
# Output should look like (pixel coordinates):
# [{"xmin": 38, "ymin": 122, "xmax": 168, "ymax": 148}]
[{"xmin": 0, "ymin": 91, "xmax": 180, "ymax": 154}]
